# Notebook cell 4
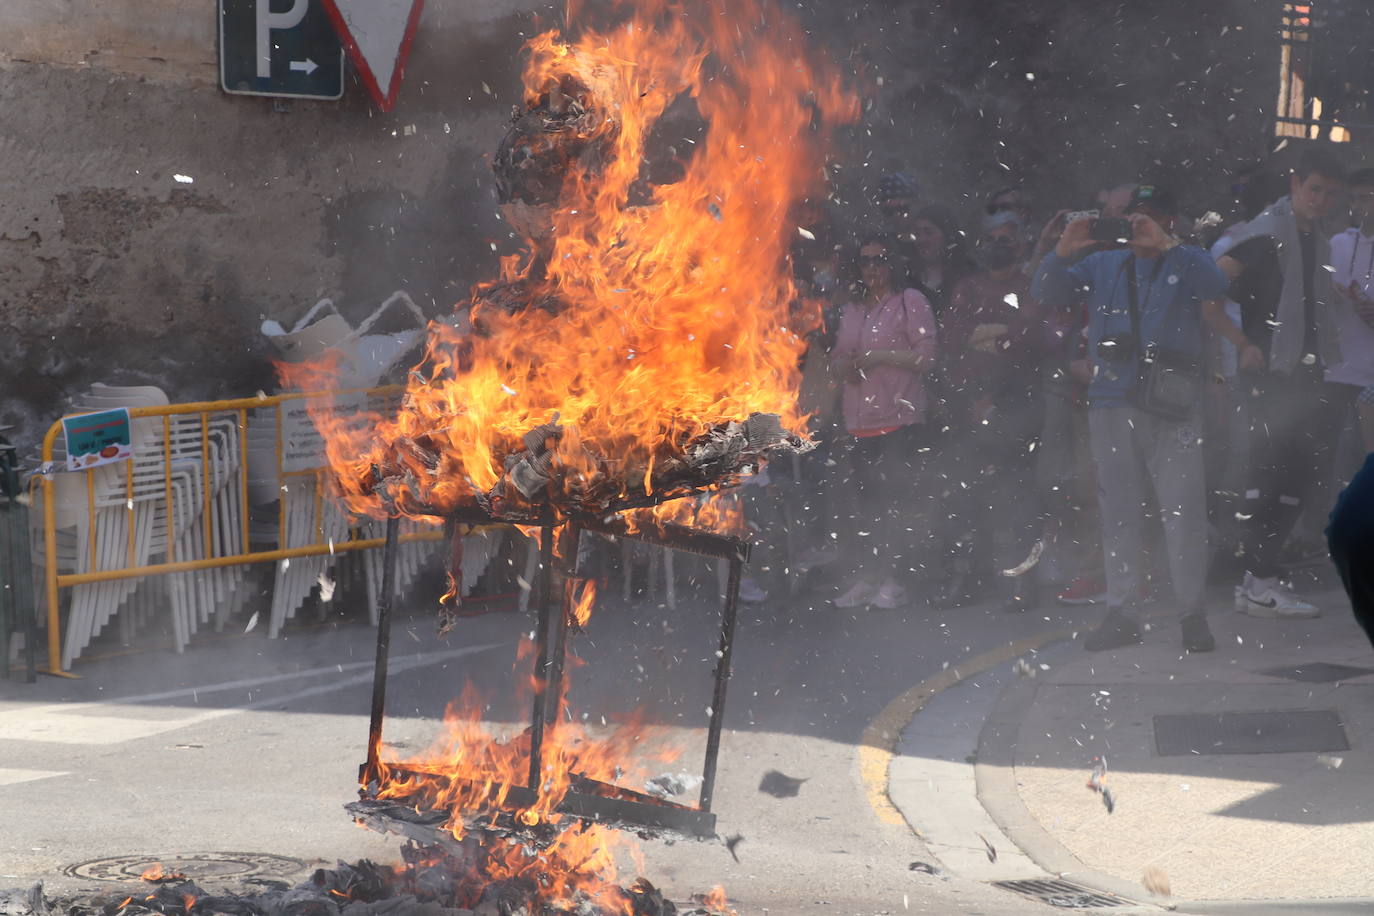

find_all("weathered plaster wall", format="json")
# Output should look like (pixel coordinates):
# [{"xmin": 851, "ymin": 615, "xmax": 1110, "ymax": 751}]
[{"xmin": 0, "ymin": 0, "xmax": 545, "ymax": 447}]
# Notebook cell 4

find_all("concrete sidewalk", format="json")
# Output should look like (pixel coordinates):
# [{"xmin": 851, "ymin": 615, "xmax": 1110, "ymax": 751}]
[{"xmin": 974, "ymin": 584, "xmax": 1374, "ymax": 908}]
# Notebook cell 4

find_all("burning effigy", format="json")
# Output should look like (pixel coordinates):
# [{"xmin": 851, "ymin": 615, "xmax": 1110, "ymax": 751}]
[
  {"xmin": 277, "ymin": 1, "xmax": 857, "ymax": 913},
  {"xmin": 294, "ymin": 0, "xmax": 854, "ymax": 528}
]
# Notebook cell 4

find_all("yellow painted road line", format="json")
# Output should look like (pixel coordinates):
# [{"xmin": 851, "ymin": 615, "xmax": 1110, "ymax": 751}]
[{"xmin": 858, "ymin": 628, "xmax": 1074, "ymax": 825}]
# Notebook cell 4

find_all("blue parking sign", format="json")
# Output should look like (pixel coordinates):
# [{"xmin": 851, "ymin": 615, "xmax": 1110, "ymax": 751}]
[{"xmin": 220, "ymin": 0, "xmax": 345, "ymax": 100}]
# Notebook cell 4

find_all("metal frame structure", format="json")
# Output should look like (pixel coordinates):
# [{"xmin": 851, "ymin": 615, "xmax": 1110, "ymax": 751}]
[
  {"xmin": 1275, "ymin": 0, "xmax": 1373, "ymax": 139},
  {"xmin": 360, "ymin": 508, "xmax": 750, "ymax": 839}
]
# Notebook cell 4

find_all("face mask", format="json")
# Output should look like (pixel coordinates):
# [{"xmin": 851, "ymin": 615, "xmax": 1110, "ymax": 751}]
[
  {"xmin": 812, "ymin": 268, "xmax": 836, "ymax": 293},
  {"xmin": 984, "ymin": 240, "xmax": 1019, "ymax": 269}
]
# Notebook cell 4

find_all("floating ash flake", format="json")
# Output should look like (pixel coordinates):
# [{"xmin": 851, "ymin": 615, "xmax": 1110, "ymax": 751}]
[
  {"xmin": 172, "ymin": 174, "xmax": 194, "ymax": 184},
  {"xmin": 243, "ymin": 611, "xmax": 259, "ymax": 633},
  {"xmin": 797, "ymin": 225, "xmax": 816, "ymax": 240},
  {"xmin": 317, "ymin": 572, "xmax": 336, "ymax": 602}
]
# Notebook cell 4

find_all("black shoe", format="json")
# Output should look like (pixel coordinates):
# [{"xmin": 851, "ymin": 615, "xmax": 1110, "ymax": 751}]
[
  {"xmin": 1181, "ymin": 612, "xmax": 1215, "ymax": 653},
  {"xmin": 1082, "ymin": 609, "xmax": 1142, "ymax": 651}
]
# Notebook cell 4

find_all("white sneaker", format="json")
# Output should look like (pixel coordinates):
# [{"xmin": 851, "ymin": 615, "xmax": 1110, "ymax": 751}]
[
  {"xmin": 1236, "ymin": 573, "xmax": 1320, "ymax": 619},
  {"xmin": 869, "ymin": 578, "xmax": 909, "ymax": 610},
  {"xmin": 833, "ymin": 580, "xmax": 874, "ymax": 608}
]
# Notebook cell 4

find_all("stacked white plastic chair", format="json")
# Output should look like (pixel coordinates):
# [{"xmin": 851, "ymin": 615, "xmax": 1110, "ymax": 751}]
[
  {"xmin": 30, "ymin": 383, "xmax": 250, "ymax": 667},
  {"xmin": 257, "ymin": 292, "xmax": 445, "ymax": 636}
]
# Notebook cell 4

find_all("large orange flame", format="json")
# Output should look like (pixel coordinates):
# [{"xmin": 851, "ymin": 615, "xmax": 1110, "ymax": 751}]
[
  {"xmin": 329, "ymin": 0, "xmax": 852, "ymax": 908},
  {"xmin": 292, "ymin": 0, "xmax": 856, "ymax": 522}
]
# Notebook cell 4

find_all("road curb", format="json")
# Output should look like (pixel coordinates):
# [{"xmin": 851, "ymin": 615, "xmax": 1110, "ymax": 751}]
[
  {"xmin": 973, "ymin": 657, "xmax": 1374, "ymax": 915},
  {"xmin": 974, "ymin": 674, "xmax": 1162, "ymax": 907},
  {"xmin": 858, "ymin": 628, "xmax": 1075, "ymax": 827}
]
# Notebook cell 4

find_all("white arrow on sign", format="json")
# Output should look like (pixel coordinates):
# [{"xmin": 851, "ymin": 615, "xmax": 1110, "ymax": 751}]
[{"xmin": 289, "ymin": 58, "xmax": 319, "ymax": 75}]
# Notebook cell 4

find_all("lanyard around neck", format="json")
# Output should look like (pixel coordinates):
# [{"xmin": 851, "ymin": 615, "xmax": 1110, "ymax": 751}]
[{"xmin": 1125, "ymin": 254, "xmax": 1169, "ymax": 345}]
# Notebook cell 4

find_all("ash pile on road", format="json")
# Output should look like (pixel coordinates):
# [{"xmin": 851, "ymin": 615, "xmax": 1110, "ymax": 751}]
[{"xmin": 2, "ymin": 857, "xmax": 734, "ymax": 916}]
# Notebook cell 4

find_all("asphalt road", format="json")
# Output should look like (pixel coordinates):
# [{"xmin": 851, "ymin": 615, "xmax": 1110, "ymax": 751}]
[{"xmin": 0, "ymin": 563, "xmax": 1110, "ymax": 915}]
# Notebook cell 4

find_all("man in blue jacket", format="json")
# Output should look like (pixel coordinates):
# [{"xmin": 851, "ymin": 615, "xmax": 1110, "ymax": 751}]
[{"xmin": 1033, "ymin": 186, "xmax": 1229, "ymax": 652}]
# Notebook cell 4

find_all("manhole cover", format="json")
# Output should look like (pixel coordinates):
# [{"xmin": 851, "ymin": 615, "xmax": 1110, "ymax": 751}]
[
  {"xmin": 1154, "ymin": 709, "xmax": 1349, "ymax": 756},
  {"xmin": 1258, "ymin": 662, "xmax": 1374, "ymax": 683},
  {"xmin": 64, "ymin": 852, "xmax": 305, "ymax": 883},
  {"xmin": 992, "ymin": 878, "xmax": 1127, "ymax": 908}
]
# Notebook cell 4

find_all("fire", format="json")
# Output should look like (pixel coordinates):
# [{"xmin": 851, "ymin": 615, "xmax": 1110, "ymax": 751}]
[
  {"xmin": 568, "ymin": 577, "xmax": 597, "ymax": 627},
  {"xmin": 636, "ymin": 490, "xmax": 745, "ymax": 535},
  {"xmin": 139, "ymin": 862, "xmax": 188, "ymax": 885},
  {"xmin": 704, "ymin": 885, "xmax": 736, "ymax": 915},
  {"xmin": 368, "ymin": 667, "xmax": 682, "ymax": 912},
  {"xmin": 287, "ymin": 0, "xmax": 856, "ymax": 522},
  {"xmin": 329, "ymin": 0, "xmax": 851, "ymax": 909}
]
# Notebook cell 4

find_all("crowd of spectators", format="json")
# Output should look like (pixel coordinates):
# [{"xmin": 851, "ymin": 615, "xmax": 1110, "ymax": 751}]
[{"xmin": 778, "ymin": 147, "xmax": 1374, "ymax": 653}]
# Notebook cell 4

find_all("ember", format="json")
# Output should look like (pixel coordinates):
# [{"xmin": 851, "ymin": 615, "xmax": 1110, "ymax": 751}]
[{"xmin": 138, "ymin": 865, "xmax": 187, "ymax": 885}]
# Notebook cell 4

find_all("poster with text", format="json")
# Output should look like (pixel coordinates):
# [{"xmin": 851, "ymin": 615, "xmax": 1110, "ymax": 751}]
[{"xmin": 63, "ymin": 408, "xmax": 133, "ymax": 471}]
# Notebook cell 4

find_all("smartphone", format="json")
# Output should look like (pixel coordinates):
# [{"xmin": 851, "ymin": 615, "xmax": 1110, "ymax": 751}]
[{"xmin": 1090, "ymin": 217, "xmax": 1132, "ymax": 243}]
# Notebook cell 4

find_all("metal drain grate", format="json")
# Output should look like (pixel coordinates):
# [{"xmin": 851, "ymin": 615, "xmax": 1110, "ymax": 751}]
[
  {"xmin": 1258, "ymin": 662, "xmax": 1374, "ymax": 683},
  {"xmin": 991, "ymin": 878, "xmax": 1128, "ymax": 908},
  {"xmin": 64, "ymin": 852, "xmax": 305, "ymax": 882},
  {"xmin": 1154, "ymin": 709, "xmax": 1348, "ymax": 756}
]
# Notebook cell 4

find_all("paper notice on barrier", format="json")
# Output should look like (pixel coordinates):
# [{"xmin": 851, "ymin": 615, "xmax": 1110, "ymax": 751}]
[
  {"xmin": 280, "ymin": 392, "xmax": 367, "ymax": 472},
  {"xmin": 63, "ymin": 408, "xmax": 133, "ymax": 472}
]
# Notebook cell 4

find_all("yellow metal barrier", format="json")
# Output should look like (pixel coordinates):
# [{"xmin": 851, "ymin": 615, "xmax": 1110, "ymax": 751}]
[{"xmin": 35, "ymin": 388, "xmax": 442, "ymax": 677}]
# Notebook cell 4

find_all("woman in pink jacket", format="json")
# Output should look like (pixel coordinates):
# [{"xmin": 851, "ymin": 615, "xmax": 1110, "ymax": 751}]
[{"xmin": 828, "ymin": 236, "xmax": 939, "ymax": 609}]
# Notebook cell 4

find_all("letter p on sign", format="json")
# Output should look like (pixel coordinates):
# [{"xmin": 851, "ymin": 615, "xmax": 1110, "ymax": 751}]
[{"xmin": 257, "ymin": 0, "xmax": 308, "ymax": 77}]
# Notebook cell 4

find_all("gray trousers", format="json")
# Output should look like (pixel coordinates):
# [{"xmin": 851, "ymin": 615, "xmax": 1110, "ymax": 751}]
[{"xmin": 1088, "ymin": 406, "xmax": 1208, "ymax": 614}]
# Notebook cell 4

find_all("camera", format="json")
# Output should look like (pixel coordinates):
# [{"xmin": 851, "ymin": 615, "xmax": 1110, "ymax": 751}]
[
  {"xmin": 1090, "ymin": 217, "xmax": 1133, "ymax": 243},
  {"xmin": 1097, "ymin": 333, "xmax": 1138, "ymax": 362}
]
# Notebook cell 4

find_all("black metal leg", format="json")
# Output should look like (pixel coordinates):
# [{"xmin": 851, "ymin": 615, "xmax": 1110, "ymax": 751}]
[
  {"xmin": 364, "ymin": 516, "xmax": 401, "ymax": 787},
  {"xmin": 699, "ymin": 550, "xmax": 744, "ymax": 813},
  {"xmin": 526, "ymin": 524, "xmax": 556, "ymax": 790},
  {"xmin": 541, "ymin": 524, "xmax": 581, "ymax": 726}
]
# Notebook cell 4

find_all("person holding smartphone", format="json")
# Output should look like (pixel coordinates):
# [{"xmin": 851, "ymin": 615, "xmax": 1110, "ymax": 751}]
[{"xmin": 1033, "ymin": 186, "xmax": 1228, "ymax": 653}]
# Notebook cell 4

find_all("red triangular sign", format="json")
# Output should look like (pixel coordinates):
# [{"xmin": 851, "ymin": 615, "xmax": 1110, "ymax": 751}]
[{"xmin": 321, "ymin": 0, "xmax": 424, "ymax": 112}]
